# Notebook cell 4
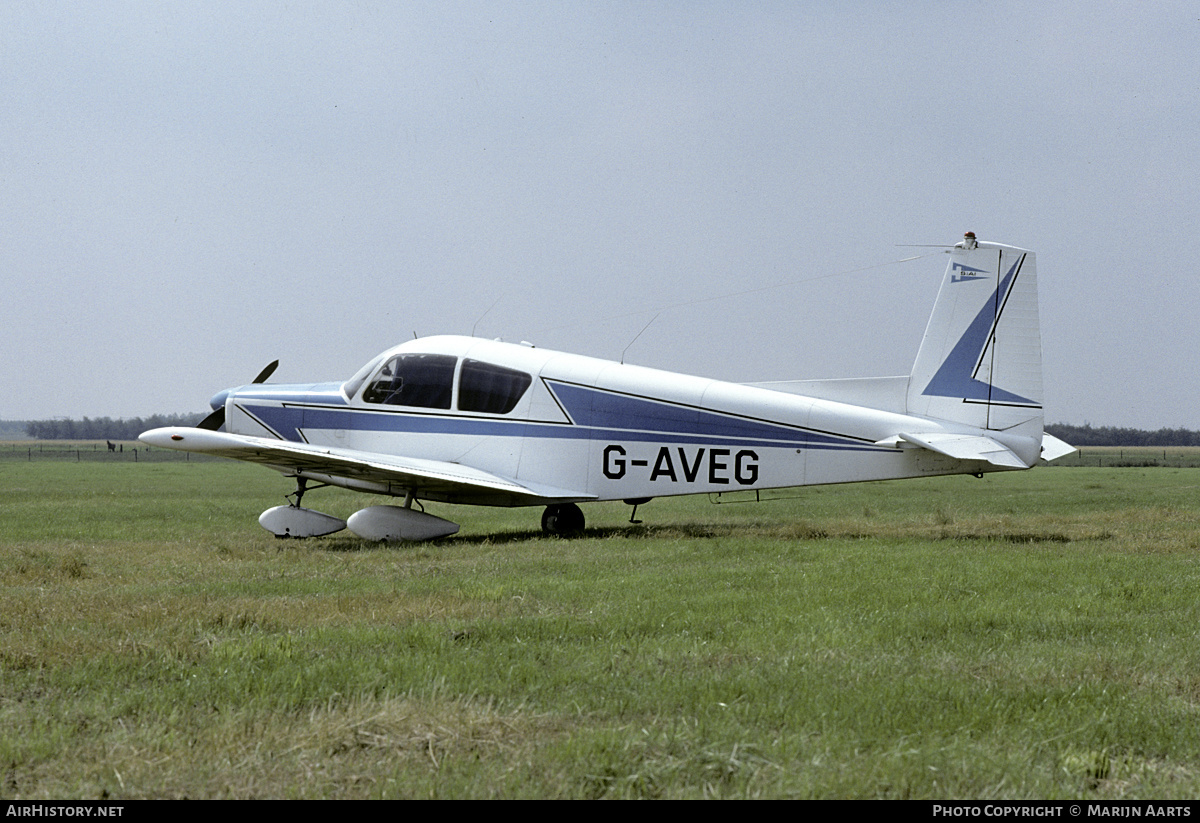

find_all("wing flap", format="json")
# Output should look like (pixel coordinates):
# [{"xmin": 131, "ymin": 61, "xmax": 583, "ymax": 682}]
[{"xmin": 139, "ymin": 427, "xmax": 593, "ymax": 506}]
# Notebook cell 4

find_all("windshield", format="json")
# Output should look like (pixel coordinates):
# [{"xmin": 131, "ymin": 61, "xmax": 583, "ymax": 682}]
[
  {"xmin": 361, "ymin": 354, "xmax": 457, "ymax": 409},
  {"xmin": 342, "ymin": 353, "xmax": 388, "ymax": 401}
]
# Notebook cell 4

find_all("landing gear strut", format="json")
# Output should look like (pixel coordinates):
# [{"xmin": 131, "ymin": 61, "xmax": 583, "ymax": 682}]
[
  {"xmin": 260, "ymin": 474, "xmax": 347, "ymax": 538},
  {"xmin": 286, "ymin": 474, "xmax": 331, "ymax": 508},
  {"xmin": 288, "ymin": 476, "xmax": 309, "ymax": 508},
  {"xmin": 541, "ymin": 503, "xmax": 585, "ymax": 536}
]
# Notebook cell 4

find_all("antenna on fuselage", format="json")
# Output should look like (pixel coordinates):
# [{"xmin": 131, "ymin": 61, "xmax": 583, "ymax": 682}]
[
  {"xmin": 620, "ymin": 312, "xmax": 660, "ymax": 365},
  {"xmin": 471, "ymin": 295, "xmax": 504, "ymax": 337}
]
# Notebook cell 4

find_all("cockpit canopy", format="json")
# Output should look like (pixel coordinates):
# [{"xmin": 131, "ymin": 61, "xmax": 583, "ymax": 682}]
[
  {"xmin": 348, "ymin": 353, "xmax": 533, "ymax": 415},
  {"xmin": 362, "ymin": 353, "xmax": 456, "ymax": 408}
]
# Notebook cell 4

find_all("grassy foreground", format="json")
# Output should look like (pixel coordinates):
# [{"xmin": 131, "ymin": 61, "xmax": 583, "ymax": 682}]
[{"xmin": 2, "ymin": 460, "xmax": 1199, "ymax": 798}]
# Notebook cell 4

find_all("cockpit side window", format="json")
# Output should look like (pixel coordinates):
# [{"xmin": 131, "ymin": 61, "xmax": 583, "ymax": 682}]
[
  {"xmin": 362, "ymin": 354, "xmax": 457, "ymax": 409},
  {"xmin": 458, "ymin": 359, "xmax": 533, "ymax": 414}
]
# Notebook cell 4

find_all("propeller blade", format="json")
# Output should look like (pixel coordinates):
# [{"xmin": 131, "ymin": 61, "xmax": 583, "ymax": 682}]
[
  {"xmin": 253, "ymin": 360, "xmax": 280, "ymax": 384},
  {"xmin": 197, "ymin": 407, "xmax": 225, "ymax": 431},
  {"xmin": 195, "ymin": 360, "xmax": 277, "ymax": 432}
]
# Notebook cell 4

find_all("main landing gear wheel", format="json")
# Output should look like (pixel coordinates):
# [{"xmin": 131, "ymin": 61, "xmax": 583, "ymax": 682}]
[{"xmin": 541, "ymin": 503, "xmax": 585, "ymax": 536}]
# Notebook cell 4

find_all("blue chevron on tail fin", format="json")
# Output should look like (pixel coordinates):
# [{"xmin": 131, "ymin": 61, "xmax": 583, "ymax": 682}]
[{"xmin": 906, "ymin": 239, "xmax": 1044, "ymax": 434}]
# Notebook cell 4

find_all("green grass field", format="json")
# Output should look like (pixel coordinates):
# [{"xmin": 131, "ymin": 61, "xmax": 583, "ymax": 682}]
[{"xmin": 2, "ymin": 457, "xmax": 1199, "ymax": 798}]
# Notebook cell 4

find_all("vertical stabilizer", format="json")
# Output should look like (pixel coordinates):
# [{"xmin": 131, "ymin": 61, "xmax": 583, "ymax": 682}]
[{"xmin": 907, "ymin": 238, "xmax": 1043, "ymax": 433}]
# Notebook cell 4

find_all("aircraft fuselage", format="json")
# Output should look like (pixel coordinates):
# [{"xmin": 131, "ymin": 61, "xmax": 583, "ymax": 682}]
[{"xmin": 218, "ymin": 335, "xmax": 996, "ymax": 506}]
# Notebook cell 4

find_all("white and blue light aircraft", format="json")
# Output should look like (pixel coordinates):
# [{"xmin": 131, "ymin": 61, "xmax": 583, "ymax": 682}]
[{"xmin": 140, "ymin": 235, "xmax": 1074, "ymax": 541}]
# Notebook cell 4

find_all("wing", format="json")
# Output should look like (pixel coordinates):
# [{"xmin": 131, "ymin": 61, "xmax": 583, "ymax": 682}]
[{"xmin": 139, "ymin": 427, "xmax": 594, "ymax": 507}]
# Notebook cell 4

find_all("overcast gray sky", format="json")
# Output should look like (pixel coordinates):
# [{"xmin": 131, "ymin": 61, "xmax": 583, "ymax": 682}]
[{"xmin": 3, "ymin": 2, "xmax": 1197, "ymax": 429}]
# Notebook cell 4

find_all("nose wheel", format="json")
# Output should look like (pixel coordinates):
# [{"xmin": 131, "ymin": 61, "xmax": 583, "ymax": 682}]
[{"xmin": 541, "ymin": 503, "xmax": 585, "ymax": 536}]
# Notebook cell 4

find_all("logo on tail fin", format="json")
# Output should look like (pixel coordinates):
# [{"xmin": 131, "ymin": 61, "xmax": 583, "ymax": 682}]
[
  {"xmin": 950, "ymin": 263, "xmax": 988, "ymax": 284},
  {"xmin": 922, "ymin": 256, "xmax": 1038, "ymax": 406}
]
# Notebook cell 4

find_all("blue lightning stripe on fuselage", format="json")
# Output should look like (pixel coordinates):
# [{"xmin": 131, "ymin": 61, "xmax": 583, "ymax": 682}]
[
  {"xmin": 545, "ymin": 380, "xmax": 869, "ymax": 450},
  {"xmin": 233, "ymin": 381, "xmax": 894, "ymax": 454},
  {"xmin": 540, "ymin": 381, "xmax": 878, "ymax": 451}
]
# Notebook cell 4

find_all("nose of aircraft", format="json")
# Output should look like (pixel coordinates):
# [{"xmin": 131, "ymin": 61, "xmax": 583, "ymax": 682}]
[{"xmin": 196, "ymin": 359, "xmax": 279, "ymax": 432}]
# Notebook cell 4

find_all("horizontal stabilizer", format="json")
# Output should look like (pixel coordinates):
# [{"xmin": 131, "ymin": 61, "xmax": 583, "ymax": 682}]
[
  {"xmin": 1040, "ymin": 433, "xmax": 1077, "ymax": 462},
  {"xmin": 877, "ymin": 431, "xmax": 1032, "ymax": 469}
]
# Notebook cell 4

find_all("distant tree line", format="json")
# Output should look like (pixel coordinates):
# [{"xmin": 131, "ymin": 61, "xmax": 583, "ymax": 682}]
[
  {"xmin": 24, "ymin": 414, "xmax": 205, "ymax": 441},
  {"xmin": 1045, "ymin": 423, "xmax": 1200, "ymax": 447}
]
